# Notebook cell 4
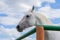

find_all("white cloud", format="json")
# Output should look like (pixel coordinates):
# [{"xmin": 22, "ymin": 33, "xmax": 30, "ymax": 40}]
[
  {"xmin": 38, "ymin": 4, "xmax": 60, "ymax": 18},
  {"xmin": 18, "ymin": 0, "xmax": 41, "ymax": 7},
  {"xmin": 0, "ymin": 25, "xmax": 36, "ymax": 40},
  {"xmin": 18, "ymin": 3, "xmax": 32, "ymax": 11},
  {"xmin": 22, "ymin": 37, "xmax": 36, "ymax": 40},
  {"xmin": 45, "ymin": 0, "xmax": 56, "ymax": 3},
  {"xmin": 0, "ymin": 0, "xmax": 56, "ymax": 18},
  {"xmin": 0, "ymin": 1, "xmax": 8, "ymax": 12},
  {"xmin": 0, "ymin": 26, "xmax": 21, "ymax": 40},
  {"xmin": 0, "ymin": 17, "xmax": 20, "ymax": 25},
  {"xmin": 0, "ymin": 38, "xmax": 11, "ymax": 40},
  {"xmin": 23, "ymin": 26, "xmax": 36, "ymax": 33},
  {"xmin": 49, "ymin": 9, "xmax": 60, "ymax": 18}
]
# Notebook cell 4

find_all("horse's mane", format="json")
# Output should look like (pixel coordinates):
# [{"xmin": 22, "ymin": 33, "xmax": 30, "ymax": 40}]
[{"xmin": 35, "ymin": 12, "xmax": 52, "ymax": 25}]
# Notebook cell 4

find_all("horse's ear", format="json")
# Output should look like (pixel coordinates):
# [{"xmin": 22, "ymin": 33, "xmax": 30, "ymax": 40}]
[
  {"xmin": 27, "ymin": 6, "xmax": 34, "ymax": 13},
  {"xmin": 31, "ymin": 6, "xmax": 34, "ymax": 12}
]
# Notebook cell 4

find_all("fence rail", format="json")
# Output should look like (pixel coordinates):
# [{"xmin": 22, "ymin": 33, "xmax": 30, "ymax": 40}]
[{"xmin": 16, "ymin": 25, "xmax": 60, "ymax": 40}]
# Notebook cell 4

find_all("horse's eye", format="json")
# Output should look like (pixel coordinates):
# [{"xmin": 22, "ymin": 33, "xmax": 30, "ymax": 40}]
[{"xmin": 26, "ymin": 15, "xmax": 30, "ymax": 18}]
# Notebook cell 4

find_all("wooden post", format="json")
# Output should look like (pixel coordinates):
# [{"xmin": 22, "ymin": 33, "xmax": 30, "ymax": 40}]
[{"xmin": 36, "ymin": 26, "xmax": 44, "ymax": 40}]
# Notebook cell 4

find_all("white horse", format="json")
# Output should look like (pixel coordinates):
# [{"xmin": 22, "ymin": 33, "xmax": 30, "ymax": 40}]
[{"xmin": 16, "ymin": 6, "xmax": 59, "ymax": 40}]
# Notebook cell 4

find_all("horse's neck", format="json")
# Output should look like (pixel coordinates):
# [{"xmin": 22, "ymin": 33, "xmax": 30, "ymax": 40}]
[{"xmin": 35, "ymin": 13, "xmax": 52, "ymax": 25}]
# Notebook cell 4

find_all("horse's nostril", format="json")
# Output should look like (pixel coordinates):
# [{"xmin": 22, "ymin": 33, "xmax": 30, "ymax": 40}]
[
  {"xmin": 16, "ymin": 25, "xmax": 20, "ymax": 29},
  {"xmin": 16, "ymin": 25, "xmax": 23, "ymax": 32}
]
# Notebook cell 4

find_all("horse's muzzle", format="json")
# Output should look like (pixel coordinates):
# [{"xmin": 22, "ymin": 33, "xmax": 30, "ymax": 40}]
[{"xmin": 16, "ymin": 25, "xmax": 23, "ymax": 32}]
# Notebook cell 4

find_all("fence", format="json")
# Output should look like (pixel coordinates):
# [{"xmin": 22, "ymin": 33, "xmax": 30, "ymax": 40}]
[{"xmin": 16, "ymin": 25, "xmax": 60, "ymax": 40}]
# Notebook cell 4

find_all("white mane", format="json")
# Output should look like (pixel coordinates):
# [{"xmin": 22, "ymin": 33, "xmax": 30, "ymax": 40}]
[{"xmin": 34, "ymin": 12, "xmax": 52, "ymax": 25}]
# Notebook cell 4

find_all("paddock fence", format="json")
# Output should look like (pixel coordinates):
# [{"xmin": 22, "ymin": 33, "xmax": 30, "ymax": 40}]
[{"xmin": 16, "ymin": 25, "xmax": 60, "ymax": 40}]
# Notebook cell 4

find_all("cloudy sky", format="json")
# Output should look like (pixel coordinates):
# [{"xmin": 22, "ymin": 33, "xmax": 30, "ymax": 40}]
[{"xmin": 0, "ymin": 0, "xmax": 60, "ymax": 40}]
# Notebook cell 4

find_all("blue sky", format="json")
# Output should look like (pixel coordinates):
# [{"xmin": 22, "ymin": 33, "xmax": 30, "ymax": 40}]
[
  {"xmin": 0, "ymin": 0, "xmax": 60, "ymax": 40},
  {"xmin": 41, "ymin": 0, "xmax": 60, "ymax": 9}
]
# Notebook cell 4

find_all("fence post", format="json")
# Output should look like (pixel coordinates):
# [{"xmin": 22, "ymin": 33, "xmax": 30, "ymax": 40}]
[{"xmin": 36, "ymin": 26, "xmax": 44, "ymax": 40}]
